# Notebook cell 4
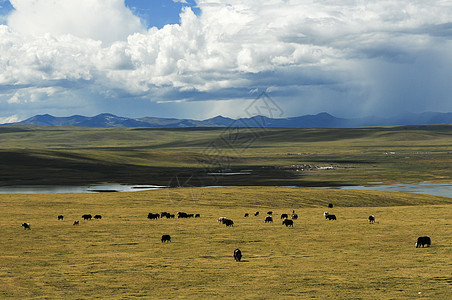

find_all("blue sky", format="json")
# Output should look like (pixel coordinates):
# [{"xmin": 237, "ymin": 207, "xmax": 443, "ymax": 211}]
[
  {"xmin": 1, "ymin": 0, "xmax": 452, "ymax": 123},
  {"xmin": 125, "ymin": 0, "xmax": 200, "ymax": 29},
  {"xmin": 1, "ymin": 1, "xmax": 200, "ymax": 29}
]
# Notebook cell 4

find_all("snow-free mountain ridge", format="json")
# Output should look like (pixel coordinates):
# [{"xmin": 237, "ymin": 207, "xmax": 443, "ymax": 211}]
[{"xmin": 4, "ymin": 112, "xmax": 452, "ymax": 128}]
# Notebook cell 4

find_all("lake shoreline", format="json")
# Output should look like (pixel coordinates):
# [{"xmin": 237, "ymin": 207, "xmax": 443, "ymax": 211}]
[{"xmin": 0, "ymin": 182, "xmax": 451, "ymax": 197}]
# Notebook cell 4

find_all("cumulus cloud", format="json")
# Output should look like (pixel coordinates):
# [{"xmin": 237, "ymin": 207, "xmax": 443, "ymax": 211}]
[
  {"xmin": 0, "ymin": 114, "xmax": 19, "ymax": 123},
  {"xmin": 7, "ymin": 0, "xmax": 144, "ymax": 44},
  {"xmin": 1, "ymin": 0, "xmax": 452, "ymax": 120}
]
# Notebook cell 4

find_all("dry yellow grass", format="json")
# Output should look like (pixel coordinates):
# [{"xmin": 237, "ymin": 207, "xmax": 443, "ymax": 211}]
[{"xmin": 0, "ymin": 187, "xmax": 451, "ymax": 299}]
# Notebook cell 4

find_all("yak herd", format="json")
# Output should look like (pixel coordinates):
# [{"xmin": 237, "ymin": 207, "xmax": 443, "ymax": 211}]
[
  {"xmin": 144, "ymin": 205, "xmax": 432, "ymax": 260},
  {"xmin": 21, "ymin": 214, "xmax": 102, "ymax": 228},
  {"xmin": 20, "ymin": 203, "xmax": 432, "ymax": 262}
]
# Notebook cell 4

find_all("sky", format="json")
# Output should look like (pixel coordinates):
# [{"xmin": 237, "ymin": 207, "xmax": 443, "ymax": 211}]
[{"xmin": 1, "ymin": 0, "xmax": 452, "ymax": 123}]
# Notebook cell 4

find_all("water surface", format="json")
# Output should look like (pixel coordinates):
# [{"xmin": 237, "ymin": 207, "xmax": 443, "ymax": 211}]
[
  {"xmin": 321, "ymin": 183, "xmax": 452, "ymax": 198},
  {"xmin": 0, "ymin": 183, "xmax": 450, "ymax": 197},
  {"xmin": 0, "ymin": 184, "xmax": 164, "ymax": 194}
]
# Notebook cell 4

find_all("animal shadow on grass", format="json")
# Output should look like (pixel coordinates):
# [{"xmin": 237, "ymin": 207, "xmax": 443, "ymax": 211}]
[{"xmin": 228, "ymin": 256, "xmax": 250, "ymax": 263}]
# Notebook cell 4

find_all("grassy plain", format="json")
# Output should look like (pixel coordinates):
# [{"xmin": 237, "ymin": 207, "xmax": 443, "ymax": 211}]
[
  {"xmin": 1, "ymin": 187, "xmax": 451, "ymax": 299},
  {"xmin": 1, "ymin": 125, "xmax": 451, "ymax": 298},
  {"xmin": 1, "ymin": 125, "xmax": 452, "ymax": 186}
]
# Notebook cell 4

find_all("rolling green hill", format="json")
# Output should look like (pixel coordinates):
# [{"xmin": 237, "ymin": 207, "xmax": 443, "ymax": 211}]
[
  {"xmin": 1, "ymin": 125, "xmax": 451, "ymax": 298},
  {"xmin": 1, "ymin": 125, "xmax": 452, "ymax": 186}
]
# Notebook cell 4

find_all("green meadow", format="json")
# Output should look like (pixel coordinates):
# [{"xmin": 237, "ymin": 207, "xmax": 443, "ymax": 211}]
[
  {"xmin": 1, "ymin": 124, "xmax": 452, "ymax": 186},
  {"xmin": 1, "ymin": 125, "xmax": 452, "ymax": 298},
  {"xmin": 1, "ymin": 187, "xmax": 451, "ymax": 299}
]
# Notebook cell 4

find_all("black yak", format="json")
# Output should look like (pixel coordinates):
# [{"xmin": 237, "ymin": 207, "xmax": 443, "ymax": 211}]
[
  {"xmin": 82, "ymin": 214, "xmax": 92, "ymax": 220},
  {"xmin": 161, "ymin": 235, "xmax": 171, "ymax": 243},
  {"xmin": 234, "ymin": 249, "xmax": 242, "ymax": 262},
  {"xmin": 264, "ymin": 216, "xmax": 273, "ymax": 223},
  {"xmin": 416, "ymin": 236, "xmax": 431, "ymax": 248},
  {"xmin": 282, "ymin": 219, "xmax": 294, "ymax": 227},
  {"xmin": 223, "ymin": 219, "xmax": 234, "ymax": 227},
  {"xmin": 148, "ymin": 213, "xmax": 160, "ymax": 220}
]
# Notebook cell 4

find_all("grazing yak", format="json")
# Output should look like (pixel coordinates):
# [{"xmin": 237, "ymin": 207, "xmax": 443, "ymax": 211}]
[
  {"xmin": 21, "ymin": 223, "xmax": 31, "ymax": 230},
  {"xmin": 195, "ymin": 214, "xmax": 200, "ymax": 218},
  {"xmin": 326, "ymin": 214, "xmax": 337, "ymax": 220},
  {"xmin": 267, "ymin": 211, "xmax": 273, "ymax": 215},
  {"xmin": 94, "ymin": 215, "xmax": 102, "ymax": 219},
  {"xmin": 368, "ymin": 215, "xmax": 375, "ymax": 223},
  {"xmin": 416, "ymin": 236, "xmax": 431, "ymax": 248},
  {"xmin": 234, "ymin": 249, "xmax": 242, "ymax": 262},
  {"xmin": 244, "ymin": 213, "xmax": 249, "ymax": 217},
  {"xmin": 328, "ymin": 203, "xmax": 334, "ymax": 208},
  {"xmin": 161, "ymin": 212, "xmax": 176, "ymax": 218},
  {"xmin": 178, "ymin": 212, "xmax": 194, "ymax": 218},
  {"xmin": 282, "ymin": 219, "xmax": 294, "ymax": 227},
  {"xmin": 161, "ymin": 235, "xmax": 171, "ymax": 243},
  {"xmin": 280, "ymin": 213, "xmax": 288, "ymax": 219},
  {"xmin": 57, "ymin": 215, "xmax": 64, "ymax": 220},
  {"xmin": 223, "ymin": 219, "xmax": 234, "ymax": 227},
  {"xmin": 148, "ymin": 213, "xmax": 160, "ymax": 220},
  {"xmin": 254, "ymin": 211, "xmax": 259, "ymax": 216},
  {"xmin": 264, "ymin": 216, "xmax": 273, "ymax": 223},
  {"xmin": 82, "ymin": 214, "xmax": 92, "ymax": 220},
  {"xmin": 73, "ymin": 220, "xmax": 79, "ymax": 225}
]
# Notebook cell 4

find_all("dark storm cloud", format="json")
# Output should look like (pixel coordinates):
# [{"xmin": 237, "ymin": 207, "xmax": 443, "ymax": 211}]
[{"xmin": 1, "ymin": 0, "xmax": 452, "ymax": 121}]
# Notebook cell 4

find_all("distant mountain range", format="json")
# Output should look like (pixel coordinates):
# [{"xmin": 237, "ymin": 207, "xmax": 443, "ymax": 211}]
[{"xmin": 4, "ymin": 112, "xmax": 452, "ymax": 128}]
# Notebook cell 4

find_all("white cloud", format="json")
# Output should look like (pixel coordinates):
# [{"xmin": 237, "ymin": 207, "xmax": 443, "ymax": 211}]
[
  {"xmin": 2, "ymin": 0, "xmax": 452, "ymax": 119},
  {"xmin": 0, "ymin": 114, "xmax": 19, "ymax": 123},
  {"xmin": 0, "ymin": 25, "xmax": 100, "ymax": 86},
  {"xmin": 7, "ymin": 87, "xmax": 59, "ymax": 104},
  {"xmin": 7, "ymin": 0, "xmax": 144, "ymax": 44}
]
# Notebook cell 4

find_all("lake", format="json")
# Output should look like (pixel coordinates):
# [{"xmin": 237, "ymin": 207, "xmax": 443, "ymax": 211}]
[
  {"xmin": 318, "ymin": 183, "xmax": 452, "ymax": 198},
  {"xmin": 0, "ymin": 184, "xmax": 165, "ymax": 194},
  {"xmin": 0, "ymin": 183, "xmax": 450, "ymax": 197}
]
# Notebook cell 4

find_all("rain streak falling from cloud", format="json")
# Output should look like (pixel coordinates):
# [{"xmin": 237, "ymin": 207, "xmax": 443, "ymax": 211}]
[{"xmin": 1, "ymin": 0, "xmax": 452, "ymax": 121}]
